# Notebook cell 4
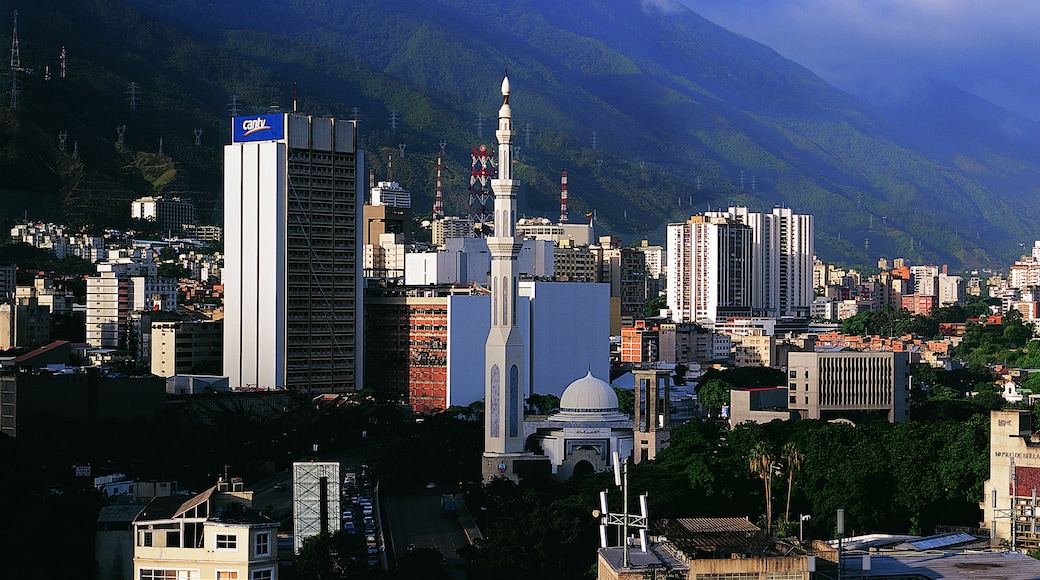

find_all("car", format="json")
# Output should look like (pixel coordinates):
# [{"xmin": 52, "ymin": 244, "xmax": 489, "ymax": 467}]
[
  {"xmin": 405, "ymin": 543, "xmax": 416, "ymax": 552},
  {"xmin": 272, "ymin": 483, "xmax": 287, "ymax": 492}
]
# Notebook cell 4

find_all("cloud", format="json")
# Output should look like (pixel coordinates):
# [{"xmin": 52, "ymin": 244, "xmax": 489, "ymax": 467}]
[
  {"xmin": 678, "ymin": 0, "xmax": 1040, "ymax": 120},
  {"xmin": 641, "ymin": 0, "xmax": 685, "ymax": 15}
]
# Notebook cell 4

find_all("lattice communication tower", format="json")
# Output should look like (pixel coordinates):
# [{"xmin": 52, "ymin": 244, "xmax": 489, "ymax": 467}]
[{"xmin": 469, "ymin": 144, "xmax": 496, "ymax": 236}]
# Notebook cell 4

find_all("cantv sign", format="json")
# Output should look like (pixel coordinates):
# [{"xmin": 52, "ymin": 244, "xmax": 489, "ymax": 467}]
[{"xmin": 232, "ymin": 113, "xmax": 285, "ymax": 143}]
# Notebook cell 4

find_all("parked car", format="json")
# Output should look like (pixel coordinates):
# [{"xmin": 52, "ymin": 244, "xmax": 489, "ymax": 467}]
[{"xmin": 272, "ymin": 483, "xmax": 286, "ymax": 492}]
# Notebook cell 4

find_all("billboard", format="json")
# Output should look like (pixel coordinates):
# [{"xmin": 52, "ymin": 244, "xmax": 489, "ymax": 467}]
[{"xmin": 232, "ymin": 113, "xmax": 285, "ymax": 143}]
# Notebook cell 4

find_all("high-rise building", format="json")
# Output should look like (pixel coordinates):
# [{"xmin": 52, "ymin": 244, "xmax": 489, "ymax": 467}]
[
  {"xmin": 666, "ymin": 215, "xmax": 753, "ymax": 325},
  {"xmin": 223, "ymin": 114, "xmax": 363, "ymax": 393},
  {"xmin": 706, "ymin": 206, "xmax": 814, "ymax": 318},
  {"xmin": 131, "ymin": 195, "xmax": 196, "ymax": 233}
]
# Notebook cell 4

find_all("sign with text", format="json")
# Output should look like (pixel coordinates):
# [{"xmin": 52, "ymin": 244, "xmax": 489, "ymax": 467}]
[{"xmin": 232, "ymin": 113, "xmax": 285, "ymax": 143}]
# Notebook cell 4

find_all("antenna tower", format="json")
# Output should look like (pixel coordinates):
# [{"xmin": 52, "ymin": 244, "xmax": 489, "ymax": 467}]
[
  {"xmin": 351, "ymin": 106, "xmax": 360, "ymax": 122},
  {"xmin": 739, "ymin": 170, "xmax": 745, "ymax": 190},
  {"xmin": 60, "ymin": 46, "xmax": 66, "ymax": 79},
  {"xmin": 523, "ymin": 122, "xmax": 532, "ymax": 148},
  {"xmin": 389, "ymin": 109, "xmax": 399, "ymax": 133},
  {"xmin": 750, "ymin": 175, "xmax": 757, "ymax": 191},
  {"xmin": 194, "ymin": 128, "xmax": 203, "ymax": 146},
  {"xmin": 158, "ymin": 137, "xmax": 164, "ymax": 156},
  {"xmin": 468, "ymin": 144, "xmax": 496, "ymax": 236},
  {"xmin": 44, "ymin": 65, "xmax": 50, "ymax": 81},
  {"xmin": 596, "ymin": 452, "xmax": 650, "ymax": 569},
  {"xmin": 72, "ymin": 140, "xmax": 79, "ymax": 160},
  {"xmin": 591, "ymin": 131, "xmax": 598, "ymax": 150},
  {"xmin": 433, "ymin": 151, "xmax": 445, "ymax": 219},
  {"xmin": 58, "ymin": 131, "xmax": 68, "ymax": 152},
  {"xmin": 476, "ymin": 112, "xmax": 484, "ymax": 140},
  {"xmin": 9, "ymin": 10, "xmax": 21, "ymax": 110},
  {"xmin": 398, "ymin": 143, "xmax": 406, "ymax": 158},
  {"xmin": 559, "ymin": 170, "xmax": 568, "ymax": 224},
  {"xmin": 116, "ymin": 125, "xmax": 126, "ymax": 147},
  {"xmin": 127, "ymin": 82, "xmax": 140, "ymax": 112},
  {"xmin": 228, "ymin": 94, "xmax": 241, "ymax": 117}
]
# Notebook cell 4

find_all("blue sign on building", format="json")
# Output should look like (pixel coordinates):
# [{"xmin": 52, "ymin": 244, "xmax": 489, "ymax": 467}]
[{"xmin": 232, "ymin": 113, "xmax": 285, "ymax": 143}]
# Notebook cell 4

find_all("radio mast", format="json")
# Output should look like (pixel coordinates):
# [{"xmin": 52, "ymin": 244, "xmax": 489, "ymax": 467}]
[
  {"xmin": 433, "ymin": 150, "xmax": 444, "ymax": 220},
  {"xmin": 9, "ymin": 10, "xmax": 21, "ymax": 110}
]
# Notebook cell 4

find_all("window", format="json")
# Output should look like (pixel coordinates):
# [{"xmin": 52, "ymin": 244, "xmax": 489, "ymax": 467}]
[
  {"xmin": 166, "ymin": 531, "xmax": 181, "ymax": 548},
  {"xmin": 216, "ymin": 534, "xmax": 238, "ymax": 550},
  {"xmin": 252, "ymin": 569, "xmax": 274, "ymax": 580},
  {"xmin": 805, "ymin": 397, "xmax": 809, "ymax": 404},
  {"xmin": 217, "ymin": 573, "xmax": 238, "ymax": 580},
  {"xmin": 789, "ymin": 396, "xmax": 796, "ymax": 404},
  {"xmin": 255, "ymin": 532, "xmax": 271, "ymax": 557},
  {"xmin": 142, "ymin": 531, "xmax": 153, "ymax": 547},
  {"xmin": 804, "ymin": 385, "xmax": 809, "ymax": 391},
  {"xmin": 788, "ymin": 370, "xmax": 796, "ymax": 378},
  {"xmin": 789, "ymin": 383, "xmax": 796, "ymax": 391},
  {"xmin": 140, "ymin": 570, "xmax": 197, "ymax": 580}
]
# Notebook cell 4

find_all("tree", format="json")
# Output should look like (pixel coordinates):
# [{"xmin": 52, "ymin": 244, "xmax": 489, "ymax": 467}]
[
  {"xmin": 781, "ymin": 441, "xmax": 803, "ymax": 522},
  {"xmin": 749, "ymin": 441, "xmax": 777, "ymax": 533},
  {"xmin": 526, "ymin": 393, "xmax": 560, "ymax": 415},
  {"xmin": 696, "ymin": 379, "xmax": 731, "ymax": 417}
]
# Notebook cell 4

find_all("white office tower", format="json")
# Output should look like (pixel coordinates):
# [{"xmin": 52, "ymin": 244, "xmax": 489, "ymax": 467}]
[
  {"xmin": 224, "ymin": 114, "xmax": 363, "ymax": 393},
  {"xmin": 482, "ymin": 76, "xmax": 549, "ymax": 483},
  {"xmin": 666, "ymin": 215, "xmax": 752, "ymax": 325},
  {"xmin": 370, "ymin": 181, "xmax": 411, "ymax": 208},
  {"xmin": 705, "ymin": 206, "xmax": 814, "ymax": 318}
]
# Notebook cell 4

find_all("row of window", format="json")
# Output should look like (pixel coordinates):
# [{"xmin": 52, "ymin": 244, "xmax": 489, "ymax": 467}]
[
  {"xmin": 139, "ymin": 531, "xmax": 271, "ymax": 557},
  {"xmin": 140, "ymin": 570, "xmax": 273, "ymax": 580}
]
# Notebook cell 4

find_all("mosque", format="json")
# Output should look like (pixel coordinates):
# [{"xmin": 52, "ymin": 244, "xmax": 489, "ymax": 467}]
[{"xmin": 479, "ymin": 75, "xmax": 669, "ymax": 483}]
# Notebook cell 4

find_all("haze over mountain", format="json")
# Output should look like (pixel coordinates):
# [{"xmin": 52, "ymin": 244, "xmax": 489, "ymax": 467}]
[{"xmin": 2, "ymin": 0, "xmax": 1039, "ymax": 270}]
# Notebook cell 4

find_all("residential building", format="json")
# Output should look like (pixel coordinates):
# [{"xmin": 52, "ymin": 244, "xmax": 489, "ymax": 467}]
[
  {"xmin": 620, "ymin": 320, "xmax": 658, "ymax": 364},
  {"xmin": 131, "ymin": 195, "xmax": 196, "ymax": 233},
  {"xmin": 431, "ymin": 216, "xmax": 475, "ymax": 247},
  {"xmin": 151, "ymin": 319, "xmax": 223, "ymax": 377},
  {"xmin": 730, "ymin": 332, "xmax": 775, "ymax": 367},
  {"xmin": 666, "ymin": 215, "xmax": 752, "ymax": 325},
  {"xmin": 553, "ymin": 240, "xmax": 597, "ymax": 282},
  {"xmin": 593, "ymin": 236, "xmax": 648, "ymax": 327},
  {"xmin": 132, "ymin": 484, "xmax": 279, "ymax": 580},
  {"xmin": 516, "ymin": 218, "xmax": 594, "ymax": 246},
  {"xmin": 0, "ymin": 263, "xmax": 14, "ymax": 299},
  {"xmin": 223, "ymin": 113, "xmax": 363, "ymax": 393},
  {"xmin": 787, "ymin": 351, "xmax": 910, "ymax": 423},
  {"xmin": 0, "ymin": 297, "xmax": 49, "ymax": 350},
  {"xmin": 982, "ymin": 409, "xmax": 1040, "ymax": 550}
]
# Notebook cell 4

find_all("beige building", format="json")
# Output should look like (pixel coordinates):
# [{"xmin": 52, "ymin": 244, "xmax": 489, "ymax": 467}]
[
  {"xmin": 730, "ymin": 332, "xmax": 775, "ymax": 367},
  {"xmin": 150, "ymin": 319, "xmax": 223, "ymax": 377},
  {"xmin": 981, "ymin": 409, "xmax": 1040, "ymax": 551},
  {"xmin": 787, "ymin": 351, "xmax": 910, "ymax": 423},
  {"xmin": 133, "ymin": 484, "xmax": 279, "ymax": 580}
]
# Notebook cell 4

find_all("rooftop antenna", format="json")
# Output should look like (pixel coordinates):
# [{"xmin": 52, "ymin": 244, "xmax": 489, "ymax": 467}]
[
  {"xmin": 594, "ymin": 452, "xmax": 649, "ymax": 569},
  {"xmin": 292, "ymin": 81, "xmax": 297, "ymax": 116},
  {"xmin": 127, "ymin": 81, "xmax": 140, "ymax": 113},
  {"xmin": 9, "ymin": 10, "xmax": 21, "ymax": 110},
  {"xmin": 228, "ymin": 94, "xmax": 241, "ymax": 117},
  {"xmin": 389, "ymin": 109, "xmax": 399, "ymax": 133},
  {"xmin": 60, "ymin": 45, "xmax": 66, "ymax": 79},
  {"xmin": 433, "ymin": 150, "xmax": 444, "ymax": 220},
  {"xmin": 387, "ymin": 156, "xmax": 393, "ymax": 181},
  {"xmin": 193, "ymin": 128, "xmax": 202, "ymax": 146},
  {"xmin": 559, "ymin": 170, "xmax": 569, "ymax": 224},
  {"xmin": 116, "ymin": 125, "xmax": 126, "ymax": 147},
  {"xmin": 476, "ymin": 112, "xmax": 484, "ymax": 140}
]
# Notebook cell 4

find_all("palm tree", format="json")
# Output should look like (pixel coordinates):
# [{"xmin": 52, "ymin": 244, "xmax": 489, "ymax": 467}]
[
  {"xmin": 782, "ymin": 441, "xmax": 804, "ymax": 523},
  {"xmin": 749, "ymin": 441, "xmax": 775, "ymax": 532}
]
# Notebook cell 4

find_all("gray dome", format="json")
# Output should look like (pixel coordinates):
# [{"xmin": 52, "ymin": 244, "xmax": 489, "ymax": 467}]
[
  {"xmin": 549, "ymin": 371, "xmax": 629, "ymax": 423},
  {"xmin": 560, "ymin": 371, "xmax": 619, "ymax": 412}
]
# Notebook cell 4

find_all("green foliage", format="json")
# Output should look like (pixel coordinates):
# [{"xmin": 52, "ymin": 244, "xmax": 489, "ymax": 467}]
[
  {"xmin": 644, "ymin": 294, "xmax": 667, "ymax": 317},
  {"xmin": 527, "ymin": 393, "xmax": 560, "ymax": 415},
  {"xmin": 840, "ymin": 306, "xmax": 938, "ymax": 338},
  {"xmin": 696, "ymin": 378, "xmax": 732, "ymax": 417}
]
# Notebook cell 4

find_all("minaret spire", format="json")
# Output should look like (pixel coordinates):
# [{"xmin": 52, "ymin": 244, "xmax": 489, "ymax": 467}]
[{"xmin": 483, "ymin": 74, "xmax": 529, "ymax": 480}]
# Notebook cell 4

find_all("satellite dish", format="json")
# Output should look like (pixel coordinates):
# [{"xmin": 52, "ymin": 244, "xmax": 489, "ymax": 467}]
[
  {"xmin": 541, "ymin": 218, "xmax": 550, "ymax": 225},
  {"xmin": 421, "ymin": 220, "xmax": 432, "ymax": 228}
]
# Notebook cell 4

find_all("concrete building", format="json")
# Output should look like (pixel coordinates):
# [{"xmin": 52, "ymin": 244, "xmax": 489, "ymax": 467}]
[
  {"xmin": 730, "ymin": 332, "xmax": 775, "ymax": 367},
  {"xmin": 620, "ymin": 320, "xmax": 658, "ymax": 364},
  {"xmin": 131, "ymin": 195, "xmax": 196, "ymax": 233},
  {"xmin": 553, "ymin": 241, "xmax": 598, "ymax": 282},
  {"xmin": 667, "ymin": 215, "xmax": 753, "ymax": 325},
  {"xmin": 223, "ymin": 113, "xmax": 362, "ymax": 393},
  {"xmin": 150, "ymin": 319, "xmax": 223, "ymax": 377},
  {"xmin": 981, "ymin": 409, "xmax": 1040, "ymax": 551},
  {"xmin": 132, "ymin": 484, "xmax": 279, "ymax": 580},
  {"xmin": 0, "ymin": 263, "xmax": 14, "ymax": 299},
  {"xmin": 431, "ymin": 216, "xmax": 475, "ymax": 247},
  {"xmin": 787, "ymin": 351, "xmax": 910, "ymax": 423},
  {"xmin": 0, "ymin": 297, "xmax": 50, "ymax": 350},
  {"xmin": 516, "ymin": 218, "xmax": 594, "ymax": 246},
  {"xmin": 728, "ymin": 386, "xmax": 792, "ymax": 426},
  {"xmin": 593, "ymin": 236, "xmax": 648, "ymax": 327},
  {"xmin": 706, "ymin": 206, "xmax": 814, "ymax": 318},
  {"xmin": 87, "ymin": 272, "xmax": 177, "ymax": 349}
]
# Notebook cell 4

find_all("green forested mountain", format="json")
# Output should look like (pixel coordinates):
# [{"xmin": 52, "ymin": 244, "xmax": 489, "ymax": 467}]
[{"xmin": 2, "ymin": 0, "xmax": 1039, "ymax": 269}]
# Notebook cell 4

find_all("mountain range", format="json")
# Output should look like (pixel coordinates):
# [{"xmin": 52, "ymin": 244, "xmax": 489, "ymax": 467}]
[{"xmin": 2, "ymin": 0, "xmax": 1039, "ymax": 270}]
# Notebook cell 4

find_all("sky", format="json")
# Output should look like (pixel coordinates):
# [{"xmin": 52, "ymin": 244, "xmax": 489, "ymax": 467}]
[{"xmin": 675, "ymin": 0, "xmax": 1040, "ymax": 121}]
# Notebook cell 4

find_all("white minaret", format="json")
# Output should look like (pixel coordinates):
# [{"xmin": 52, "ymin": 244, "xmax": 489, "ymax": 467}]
[{"xmin": 484, "ymin": 75, "xmax": 526, "ymax": 461}]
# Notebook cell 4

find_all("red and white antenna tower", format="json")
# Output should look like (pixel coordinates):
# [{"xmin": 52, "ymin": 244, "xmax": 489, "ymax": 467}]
[
  {"xmin": 433, "ymin": 151, "xmax": 445, "ymax": 219},
  {"xmin": 559, "ymin": 170, "xmax": 569, "ymax": 224}
]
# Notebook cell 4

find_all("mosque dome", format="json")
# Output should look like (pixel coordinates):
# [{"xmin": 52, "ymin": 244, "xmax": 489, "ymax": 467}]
[{"xmin": 550, "ymin": 371, "xmax": 629, "ymax": 422}]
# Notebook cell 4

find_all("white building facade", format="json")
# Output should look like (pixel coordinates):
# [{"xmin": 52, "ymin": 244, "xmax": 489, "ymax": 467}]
[
  {"xmin": 223, "ymin": 113, "xmax": 363, "ymax": 393},
  {"xmin": 666, "ymin": 215, "xmax": 753, "ymax": 325}
]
